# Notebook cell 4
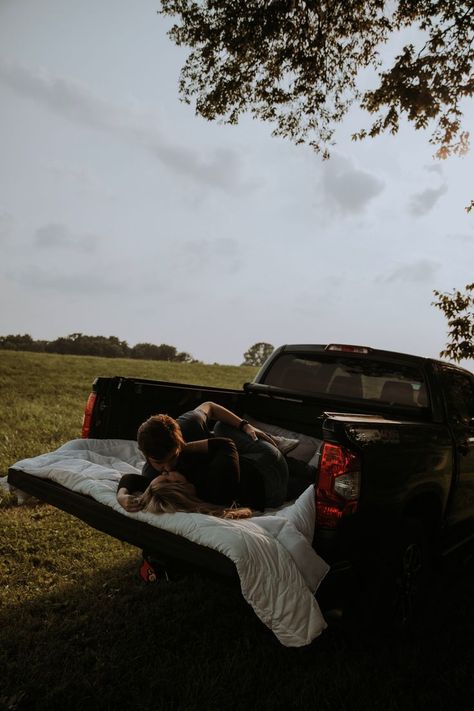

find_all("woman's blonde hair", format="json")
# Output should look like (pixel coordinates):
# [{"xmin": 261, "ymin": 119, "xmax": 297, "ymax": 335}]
[{"xmin": 141, "ymin": 480, "xmax": 253, "ymax": 520}]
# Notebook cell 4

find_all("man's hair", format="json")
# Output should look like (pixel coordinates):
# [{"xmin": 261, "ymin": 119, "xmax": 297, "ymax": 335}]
[{"xmin": 137, "ymin": 414, "xmax": 185, "ymax": 460}]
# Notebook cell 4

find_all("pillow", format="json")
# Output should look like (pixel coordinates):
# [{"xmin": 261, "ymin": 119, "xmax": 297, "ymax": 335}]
[
  {"xmin": 246, "ymin": 417, "xmax": 321, "ymax": 464},
  {"xmin": 272, "ymin": 435, "xmax": 300, "ymax": 455}
]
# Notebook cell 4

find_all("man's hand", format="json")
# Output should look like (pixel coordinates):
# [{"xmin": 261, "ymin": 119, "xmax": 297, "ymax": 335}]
[
  {"xmin": 117, "ymin": 488, "xmax": 144, "ymax": 512},
  {"xmin": 198, "ymin": 401, "xmax": 278, "ymax": 448},
  {"xmin": 242, "ymin": 423, "xmax": 278, "ymax": 447}
]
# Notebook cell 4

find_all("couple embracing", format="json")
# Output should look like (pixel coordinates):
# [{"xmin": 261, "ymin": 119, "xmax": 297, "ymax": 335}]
[{"xmin": 117, "ymin": 401, "xmax": 315, "ymax": 519}]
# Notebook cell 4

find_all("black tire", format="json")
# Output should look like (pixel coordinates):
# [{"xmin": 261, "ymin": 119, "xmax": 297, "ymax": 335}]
[
  {"xmin": 347, "ymin": 516, "xmax": 431, "ymax": 635},
  {"xmin": 383, "ymin": 517, "xmax": 427, "ymax": 629}
]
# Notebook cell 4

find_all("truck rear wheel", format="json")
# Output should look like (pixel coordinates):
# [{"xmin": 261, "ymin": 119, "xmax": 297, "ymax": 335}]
[
  {"xmin": 384, "ymin": 517, "xmax": 425, "ymax": 628},
  {"xmin": 349, "ymin": 516, "xmax": 431, "ymax": 634}
]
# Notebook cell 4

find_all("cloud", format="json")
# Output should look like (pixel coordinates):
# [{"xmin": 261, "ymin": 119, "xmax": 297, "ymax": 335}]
[
  {"xmin": 179, "ymin": 238, "xmax": 244, "ymax": 274},
  {"xmin": 0, "ymin": 208, "xmax": 14, "ymax": 241},
  {"xmin": 48, "ymin": 164, "xmax": 116, "ymax": 200},
  {"xmin": 293, "ymin": 292, "xmax": 323, "ymax": 318},
  {"xmin": 408, "ymin": 184, "xmax": 448, "ymax": 217},
  {"xmin": 320, "ymin": 154, "xmax": 385, "ymax": 215},
  {"xmin": 6, "ymin": 267, "xmax": 121, "ymax": 294},
  {"xmin": 446, "ymin": 232, "xmax": 473, "ymax": 244},
  {"xmin": 424, "ymin": 163, "xmax": 444, "ymax": 176},
  {"xmin": 0, "ymin": 57, "xmax": 249, "ymax": 193},
  {"xmin": 154, "ymin": 145, "xmax": 249, "ymax": 193},
  {"xmin": 379, "ymin": 259, "xmax": 440, "ymax": 284},
  {"xmin": 34, "ymin": 223, "xmax": 98, "ymax": 252}
]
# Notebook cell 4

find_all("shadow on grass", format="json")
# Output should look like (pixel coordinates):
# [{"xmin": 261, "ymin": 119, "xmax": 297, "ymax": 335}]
[{"xmin": 1, "ymin": 549, "xmax": 473, "ymax": 711}]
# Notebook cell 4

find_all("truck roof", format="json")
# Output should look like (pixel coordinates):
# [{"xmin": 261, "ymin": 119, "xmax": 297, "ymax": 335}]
[
  {"xmin": 279, "ymin": 343, "xmax": 429, "ymax": 362},
  {"xmin": 275, "ymin": 344, "xmax": 473, "ymax": 375}
]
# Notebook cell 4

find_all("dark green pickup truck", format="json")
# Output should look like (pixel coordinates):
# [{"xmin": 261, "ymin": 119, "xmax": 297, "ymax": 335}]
[{"xmin": 9, "ymin": 343, "xmax": 474, "ymax": 624}]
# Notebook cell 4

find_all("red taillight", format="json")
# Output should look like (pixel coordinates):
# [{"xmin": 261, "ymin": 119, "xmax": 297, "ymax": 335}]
[
  {"xmin": 316, "ymin": 442, "xmax": 360, "ymax": 529},
  {"xmin": 81, "ymin": 392, "xmax": 97, "ymax": 438}
]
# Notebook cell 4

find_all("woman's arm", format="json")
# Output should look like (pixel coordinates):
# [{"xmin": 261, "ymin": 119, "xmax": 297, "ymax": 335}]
[
  {"xmin": 117, "ymin": 487, "xmax": 144, "ymax": 512},
  {"xmin": 116, "ymin": 473, "xmax": 148, "ymax": 512},
  {"xmin": 197, "ymin": 401, "xmax": 277, "ymax": 445}
]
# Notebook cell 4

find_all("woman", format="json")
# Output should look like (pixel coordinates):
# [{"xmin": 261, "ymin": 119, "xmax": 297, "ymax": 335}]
[{"xmin": 138, "ymin": 472, "xmax": 254, "ymax": 520}]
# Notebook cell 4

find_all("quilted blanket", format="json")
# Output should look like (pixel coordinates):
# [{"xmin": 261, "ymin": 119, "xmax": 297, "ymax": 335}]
[{"xmin": 9, "ymin": 438, "xmax": 330, "ymax": 647}]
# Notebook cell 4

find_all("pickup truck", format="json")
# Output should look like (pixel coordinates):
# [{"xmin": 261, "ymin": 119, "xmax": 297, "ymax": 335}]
[{"xmin": 9, "ymin": 343, "xmax": 474, "ymax": 626}]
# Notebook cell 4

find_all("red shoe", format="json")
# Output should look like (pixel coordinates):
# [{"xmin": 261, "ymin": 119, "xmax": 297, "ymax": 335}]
[
  {"xmin": 139, "ymin": 558, "xmax": 169, "ymax": 583},
  {"xmin": 139, "ymin": 558, "xmax": 158, "ymax": 583}
]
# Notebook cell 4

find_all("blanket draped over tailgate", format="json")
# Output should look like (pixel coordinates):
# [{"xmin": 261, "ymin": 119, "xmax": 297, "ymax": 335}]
[{"xmin": 10, "ymin": 438, "xmax": 330, "ymax": 647}]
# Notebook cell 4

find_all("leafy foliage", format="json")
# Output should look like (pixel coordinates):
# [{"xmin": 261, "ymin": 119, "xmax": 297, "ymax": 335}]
[
  {"xmin": 130, "ymin": 342, "xmax": 192, "ymax": 362},
  {"xmin": 433, "ymin": 283, "xmax": 474, "ymax": 361},
  {"xmin": 242, "ymin": 341, "xmax": 274, "ymax": 366},
  {"xmin": 0, "ymin": 332, "xmax": 194, "ymax": 362},
  {"xmin": 160, "ymin": 0, "xmax": 474, "ymax": 157},
  {"xmin": 0, "ymin": 333, "xmax": 47, "ymax": 352},
  {"xmin": 45, "ymin": 333, "xmax": 129, "ymax": 358}
]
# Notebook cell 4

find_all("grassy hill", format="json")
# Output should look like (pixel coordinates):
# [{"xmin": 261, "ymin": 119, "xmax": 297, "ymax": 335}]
[{"xmin": 0, "ymin": 351, "xmax": 472, "ymax": 711}]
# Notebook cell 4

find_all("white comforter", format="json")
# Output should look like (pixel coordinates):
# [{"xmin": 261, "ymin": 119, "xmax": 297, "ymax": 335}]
[{"xmin": 10, "ymin": 438, "xmax": 330, "ymax": 647}]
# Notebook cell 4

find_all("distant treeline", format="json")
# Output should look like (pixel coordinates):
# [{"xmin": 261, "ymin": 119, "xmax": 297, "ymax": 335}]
[{"xmin": 0, "ymin": 333, "xmax": 195, "ymax": 362}]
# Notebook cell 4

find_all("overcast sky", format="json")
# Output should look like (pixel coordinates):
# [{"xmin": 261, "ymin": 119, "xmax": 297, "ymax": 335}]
[{"xmin": 1, "ymin": 0, "xmax": 473, "ymax": 366}]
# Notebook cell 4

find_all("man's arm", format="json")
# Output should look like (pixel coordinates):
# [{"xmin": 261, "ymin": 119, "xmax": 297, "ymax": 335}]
[
  {"xmin": 203, "ymin": 437, "xmax": 240, "ymax": 505},
  {"xmin": 184, "ymin": 439, "xmax": 209, "ymax": 454},
  {"xmin": 197, "ymin": 401, "xmax": 277, "ymax": 445}
]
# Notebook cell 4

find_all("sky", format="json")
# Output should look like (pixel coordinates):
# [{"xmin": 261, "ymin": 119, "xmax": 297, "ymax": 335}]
[{"xmin": 0, "ymin": 0, "xmax": 473, "ymax": 367}]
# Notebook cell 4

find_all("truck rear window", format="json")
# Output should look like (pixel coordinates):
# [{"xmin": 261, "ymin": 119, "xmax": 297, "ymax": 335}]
[{"xmin": 262, "ymin": 354, "xmax": 428, "ymax": 408}]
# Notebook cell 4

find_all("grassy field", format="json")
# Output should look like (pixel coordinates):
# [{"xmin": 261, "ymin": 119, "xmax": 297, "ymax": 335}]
[
  {"xmin": 0, "ymin": 350, "xmax": 258, "ymax": 478},
  {"xmin": 1, "ymin": 351, "xmax": 473, "ymax": 711}
]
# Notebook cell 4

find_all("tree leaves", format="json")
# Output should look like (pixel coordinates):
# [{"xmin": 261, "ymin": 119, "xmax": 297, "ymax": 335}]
[
  {"xmin": 161, "ymin": 0, "xmax": 392, "ymax": 154},
  {"xmin": 160, "ymin": 0, "xmax": 474, "ymax": 156},
  {"xmin": 242, "ymin": 342, "xmax": 274, "ymax": 367},
  {"xmin": 0, "ymin": 333, "xmax": 195, "ymax": 362},
  {"xmin": 433, "ymin": 284, "xmax": 474, "ymax": 361}
]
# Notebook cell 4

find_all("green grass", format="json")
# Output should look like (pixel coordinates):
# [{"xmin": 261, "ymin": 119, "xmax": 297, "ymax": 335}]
[{"xmin": 0, "ymin": 351, "xmax": 473, "ymax": 711}]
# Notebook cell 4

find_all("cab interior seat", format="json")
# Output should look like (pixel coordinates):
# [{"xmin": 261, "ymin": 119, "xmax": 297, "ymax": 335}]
[
  {"xmin": 328, "ymin": 374, "xmax": 363, "ymax": 399},
  {"xmin": 380, "ymin": 380, "xmax": 416, "ymax": 406}
]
